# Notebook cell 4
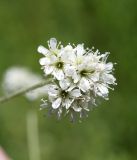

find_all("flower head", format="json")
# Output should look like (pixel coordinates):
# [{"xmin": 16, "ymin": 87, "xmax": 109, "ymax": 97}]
[
  {"xmin": 38, "ymin": 38, "xmax": 117, "ymax": 122},
  {"xmin": 2, "ymin": 66, "xmax": 48, "ymax": 101}
]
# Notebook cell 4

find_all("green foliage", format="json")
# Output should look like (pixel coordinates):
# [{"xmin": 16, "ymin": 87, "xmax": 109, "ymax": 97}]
[{"xmin": 0, "ymin": 0, "xmax": 137, "ymax": 159}]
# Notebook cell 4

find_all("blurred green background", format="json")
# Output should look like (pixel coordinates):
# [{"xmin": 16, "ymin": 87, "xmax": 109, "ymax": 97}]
[{"xmin": 0, "ymin": 0, "xmax": 137, "ymax": 159}]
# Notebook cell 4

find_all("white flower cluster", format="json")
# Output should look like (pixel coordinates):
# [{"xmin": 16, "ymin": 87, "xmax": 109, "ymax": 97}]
[
  {"xmin": 38, "ymin": 38, "xmax": 116, "ymax": 121},
  {"xmin": 2, "ymin": 67, "xmax": 48, "ymax": 101}
]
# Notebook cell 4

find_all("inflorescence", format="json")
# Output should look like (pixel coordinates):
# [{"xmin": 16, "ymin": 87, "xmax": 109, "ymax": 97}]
[{"xmin": 38, "ymin": 38, "xmax": 117, "ymax": 121}]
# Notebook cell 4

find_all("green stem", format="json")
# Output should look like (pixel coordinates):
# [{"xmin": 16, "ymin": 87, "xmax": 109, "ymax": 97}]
[
  {"xmin": 0, "ymin": 79, "xmax": 51, "ymax": 104},
  {"xmin": 27, "ymin": 110, "xmax": 41, "ymax": 160}
]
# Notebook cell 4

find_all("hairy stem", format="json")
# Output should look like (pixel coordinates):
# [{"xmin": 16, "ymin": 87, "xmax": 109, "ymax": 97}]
[{"xmin": 0, "ymin": 79, "xmax": 51, "ymax": 104}]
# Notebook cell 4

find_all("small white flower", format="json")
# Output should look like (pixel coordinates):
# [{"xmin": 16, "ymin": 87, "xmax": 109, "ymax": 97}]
[
  {"xmin": 65, "ymin": 44, "xmax": 86, "ymax": 67},
  {"xmin": 2, "ymin": 67, "xmax": 42, "ymax": 93},
  {"xmin": 43, "ymin": 54, "xmax": 65, "ymax": 80},
  {"xmin": 2, "ymin": 66, "xmax": 48, "ymax": 101},
  {"xmin": 48, "ymin": 83, "xmax": 81, "ymax": 110},
  {"xmin": 38, "ymin": 38, "xmax": 72, "ymax": 80}
]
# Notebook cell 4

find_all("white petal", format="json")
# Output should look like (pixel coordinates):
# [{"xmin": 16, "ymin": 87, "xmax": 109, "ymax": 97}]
[
  {"xmin": 48, "ymin": 92, "xmax": 58, "ymax": 98},
  {"xmin": 78, "ymin": 78, "xmax": 90, "ymax": 92},
  {"xmin": 64, "ymin": 66, "xmax": 76, "ymax": 77},
  {"xmin": 44, "ymin": 66, "xmax": 54, "ymax": 74},
  {"xmin": 73, "ymin": 105, "xmax": 82, "ymax": 112},
  {"xmin": 37, "ymin": 45, "xmax": 49, "ymax": 55},
  {"xmin": 64, "ymin": 45, "xmax": 73, "ymax": 51},
  {"xmin": 97, "ymin": 63, "xmax": 105, "ymax": 71},
  {"xmin": 68, "ymin": 52, "xmax": 77, "ymax": 63},
  {"xmin": 60, "ymin": 51, "xmax": 69, "ymax": 62},
  {"xmin": 49, "ymin": 38, "xmax": 57, "ymax": 50},
  {"xmin": 70, "ymin": 89, "xmax": 81, "ymax": 98},
  {"xmin": 97, "ymin": 83, "xmax": 108, "ymax": 95},
  {"xmin": 65, "ymin": 99, "xmax": 73, "ymax": 109},
  {"xmin": 61, "ymin": 45, "xmax": 73, "ymax": 57},
  {"xmin": 73, "ymin": 73, "xmax": 80, "ymax": 83},
  {"xmin": 90, "ymin": 72, "xmax": 99, "ymax": 82},
  {"xmin": 50, "ymin": 55, "xmax": 58, "ymax": 63},
  {"xmin": 61, "ymin": 45, "xmax": 75, "ymax": 61},
  {"xmin": 52, "ymin": 98, "xmax": 61, "ymax": 109},
  {"xmin": 59, "ymin": 79, "xmax": 70, "ymax": 90},
  {"xmin": 67, "ymin": 84, "xmax": 76, "ymax": 91},
  {"xmin": 54, "ymin": 70, "xmax": 64, "ymax": 80},
  {"xmin": 39, "ymin": 57, "xmax": 50, "ymax": 65},
  {"xmin": 76, "ymin": 44, "xmax": 85, "ymax": 56},
  {"xmin": 105, "ymin": 63, "xmax": 113, "ymax": 71},
  {"xmin": 102, "ymin": 74, "xmax": 116, "ymax": 84},
  {"xmin": 48, "ymin": 85, "xmax": 59, "ymax": 97}
]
